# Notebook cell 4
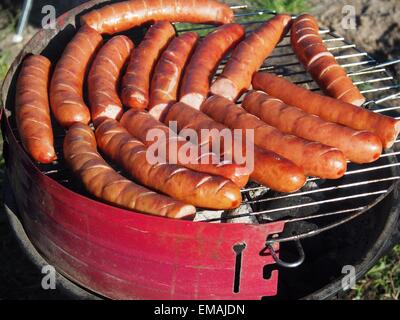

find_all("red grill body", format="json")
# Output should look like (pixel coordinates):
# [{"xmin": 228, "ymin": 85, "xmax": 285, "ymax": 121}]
[{"xmin": 3, "ymin": 110, "xmax": 283, "ymax": 299}]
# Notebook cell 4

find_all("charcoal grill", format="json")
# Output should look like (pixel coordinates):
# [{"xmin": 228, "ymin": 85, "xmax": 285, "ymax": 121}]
[{"xmin": 1, "ymin": 1, "xmax": 400, "ymax": 300}]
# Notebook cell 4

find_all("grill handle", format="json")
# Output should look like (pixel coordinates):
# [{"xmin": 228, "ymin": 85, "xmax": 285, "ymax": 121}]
[{"xmin": 267, "ymin": 240, "xmax": 305, "ymax": 268}]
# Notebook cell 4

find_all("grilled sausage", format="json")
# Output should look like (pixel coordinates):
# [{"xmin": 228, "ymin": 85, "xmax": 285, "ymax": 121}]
[
  {"xmin": 291, "ymin": 14, "xmax": 365, "ymax": 106},
  {"xmin": 63, "ymin": 123, "xmax": 195, "ymax": 219},
  {"xmin": 80, "ymin": 0, "xmax": 234, "ymax": 35},
  {"xmin": 252, "ymin": 72, "xmax": 400, "ymax": 149},
  {"xmin": 210, "ymin": 14, "xmax": 291, "ymax": 101},
  {"xmin": 243, "ymin": 91, "xmax": 382, "ymax": 163},
  {"xmin": 15, "ymin": 55, "xmax": 56, "ymax": 164},
  {"xmin": 177, "ymin": 97, "xmax": 347, "ymax": 179},
  {"xmin": 180, "ymin": 24, "xmax": 245, "ymax": 109},
  {"xmin": 96, "ymin": 119, "xmax": 241, "ymax": 209},
  {"xmin": 50, "ymin": 25, "xmax": 103, "ymax": 128},
  {"xmin": 120, "ymin": 109, "xmax": 251, "ymax": 188},
  {"xmin": 87, "ymin": 35, "xmax": 134, "ymax": 127},
  {"xmin": 121, "ymin": 21, "xmax": 175, "ymax": 110},
  {"xmin": 163, "ymin": 102, "xmax": 307, "ymax": 191},
  {"xmin": 149, "ymin": 32, "xmax": 199, "ymax": 120}
]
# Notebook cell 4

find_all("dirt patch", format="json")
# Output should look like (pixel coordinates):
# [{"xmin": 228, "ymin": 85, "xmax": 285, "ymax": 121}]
[{"xmin": 309, "ymin": 0, "xmax": 400, "ymax": 75}]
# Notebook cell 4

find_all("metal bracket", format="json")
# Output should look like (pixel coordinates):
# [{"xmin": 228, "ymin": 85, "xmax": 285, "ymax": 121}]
[{"xmin": 267, "ymin": 239, "xmax": 305, "ymax": 268}]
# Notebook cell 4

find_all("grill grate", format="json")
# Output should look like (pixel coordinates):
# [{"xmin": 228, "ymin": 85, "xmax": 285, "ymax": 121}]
[
  {"xmin": 9, "ymin": 5, "xmax": 400, "ymax": 244},
  {"xmin": 179, "ymin": 7, "xmax": 400, "ymax": 242}
]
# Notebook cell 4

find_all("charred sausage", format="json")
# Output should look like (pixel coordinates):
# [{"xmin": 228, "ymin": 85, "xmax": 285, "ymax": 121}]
[
  {"xmin": 15, "ymin": 55, "xmax": 56, "ymax": 163},
  {"xmin": 80, "ymin": 0, "xmax": 234, "ymax": 35},
  {"xmin": 50, "ymin": 25, "xmax": 102, "ymax": 128},
  {"xmin": 96, "ymin": 119, "xmax": 242, "ymax": 209},
  {"xmin": 87, "ymin": 35, "xmax": 134, "ymax": 127},
  {"xmin": 149, "ymin": 32, "xmax": 199, "ymax": 120},
  {"xmin": 291, "ymin": 14, "xmax": 365, "ymax": 106},
  {"xmin": 180, "ymin": 24, "xmax": 245, "ymax": 109},
  {"xmin": 121, "ymin": 21, "xmax": 175, "ymax": 110},
  {"xmin": 63, "ymin": 123, "xmax": 195, "ymax": 219},
  {"xmin": 210, "ymin": 14, "xmax": 292, "ymax": 101},
  {"xmin": 242, "ymin": 91, "xmax": 382, "ymax": 163},
  {"xmin": 252, "ymin": 72, "xmax": 400, "ymax": 149}
]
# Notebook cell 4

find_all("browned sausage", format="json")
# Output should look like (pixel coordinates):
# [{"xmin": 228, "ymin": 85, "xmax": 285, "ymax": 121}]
[
  {"xmin": 149, "ymin": 32, "xmax": 199, "ymax": 120},
  {"xmin": 96, "ymin": 119, "xmax": 242, "ymax": 209},
  {"xmin": 80, "ymin": 0, "xmax": 234, "ymax": 35},
  {"xmin": 121, "ymin": 21, "xmax": 175, "ymax": 110},
  {"xmin": 50, "ymin": 25, "xmax": 103, "ymax": 128},
  {"xmin": 63, "ymin": 123, "xmax": 195, "ymax": 219},
  {"xmin": 120, "ymin": 109, "xmax": 251, "ymax": 188},
  {"xmin": 88, "ymin": 35, "xmax": 134, "ymax": 127},
  {"xmin": 252, "ymin": 72, "xmax": 400, "ymax": 149},
  {"xmin": 210, "ymin": 14, "xmax": 292, "ymax": 101},
  {"xmin": 15, "ymin": 55, "xmax": 56, "ymax": 164},
  {"xmin": 291, "ymin": 14, "xmax": 365, "ymax": 106},
  {"xmin": 162, "ymin": 102, "xmax": 307, "ymax": 191},
  {"xmin": 242, "ymin": 91, "xmax": 382, "ymax": 163},
  {"xmin": 180, "ymin": 24, "xmax": 245, "ymax": 109},
  {"xmin": 168, "ymin": 98, "xmax": 347, "ymax": 179}
]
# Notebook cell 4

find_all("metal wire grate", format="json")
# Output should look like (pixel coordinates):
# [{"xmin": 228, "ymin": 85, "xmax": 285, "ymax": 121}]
[
  {"xmin": 9, "ymin": 5, "xmax": 398, "ymax": 244},
  {"xmin": 180, "ymin": 7, "xmax": 400, "ymax": 242}
]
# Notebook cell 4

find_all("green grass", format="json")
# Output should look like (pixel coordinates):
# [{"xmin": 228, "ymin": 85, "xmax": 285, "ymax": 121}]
[
  {"xmin": 348, "ymin": 245, "xmax": 400, "ymax": 300},
  {"xmin": 252, "ymin": 0, "xmax": 309, "ymax": 13},
  {"xmin": 0, "ymin": 51, "xmax": 11, "ymax": 81}
]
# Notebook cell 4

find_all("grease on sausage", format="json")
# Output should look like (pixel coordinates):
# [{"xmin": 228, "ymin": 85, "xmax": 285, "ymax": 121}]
[
  {"xmin": 210, "ymin": 14, "xmax": 292, "ymax": 101},
  {"xmin": 174, "ymin": 97, "xmax": 347, "ymax": 179},
  {"xmin": 50, "ymin": 25, "xmax": 103, "ymax": 128},
  {"xmin": 163, "ymin": 102, "xmax": 307, "ymax": 191},
  {"xmin": 88, "ymin": 35, "xmax": 134, "ymax": 127},
  {"xmin": 243, "ymin": 91, "xmax": 382, "ymax": 163},
  {"xmin": 96, "ymin": 119, "xmax": 242, "ymax": 209},
  {"xmin": 291, "ymin": 14, "xmax": 365, "ymax": 106},
  {"xmin": 121, "ymin": 21, "xmax": 175, "ymax": 110},
  {"xmin": 120, "ymin": 109, "xmax": 251, "ymax": 188},
  {"xmin": 15, "ymin": 55, "xmax": 56, "ymax": 163},
  {"xmin": 252, "ymin": 72, "xmax": 400, "ymax": 149},
  {"xmin": 149, "ymin": 32, "xmax": 199, "ymax": 120},
  {"xmin": 180, "ymin": 24, "xmax": 245, "ymax": 109},
  {"xmin": 81, "ymin": 0, "xmax": 234, "ymax": 35},
  {"xmin": 63, "ymin": 123, "xmax": 195, "ymax": 219}
]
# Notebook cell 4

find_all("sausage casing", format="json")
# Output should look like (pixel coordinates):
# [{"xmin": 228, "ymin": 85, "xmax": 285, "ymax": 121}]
[
  {"xmin": 163, "ymin": 102, "xmax": 307, "ymax": 191},
  {"xmin": 15, "ymin": 55, "xmax": 56, "ymax": 163},
  {"xmin": 291, "ymin": 14, "xmax": 365, "ymax": 106},
  {"xmin": 175, "ymin": 97, "xmax": 347, "ymax": 179},
  {"xmin": 50, "ymin": 25, "xmax": 102, "ymax": 128},
  {"xmin": 210, "ymin": 14, "xmax": 291, "ymax": 101},
  {"xmin": 81, "ymin": 0, "xmax": 234, "ymax": 35},
  {"xmin": 252, "ymin": 72, "xmax": 400, "ymax": 149},
  {"xmin": 121, "ymin": 21, "xmax": 175, "ymax": 110},
  {"xmin": 96, "ymin": 119, "xmax": 242, "ymax": 209},
  {"xmin": 88, "ymin": 35, "xmax": 134, "ymax": 127},
  {"xmin": 120, "ymin": 109, "xmax": 251, "ymax": 188},
  {"xmin": 180, "ymin": 23, "xmax": 245, "ymax": 109},
  {"xmin": 243, "ymin": 91, "xmax": 382, "ymax": 164},
  {"xmin": 149, "ymin": 32, "xmax": 199, "ymax": 120},
  {"xmin": 63, "ymin": 123, "xmax": 195, "ymax": 219}
]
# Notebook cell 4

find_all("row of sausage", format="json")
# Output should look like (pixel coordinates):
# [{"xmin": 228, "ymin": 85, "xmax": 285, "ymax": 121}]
[{"xmin": 14, "ymin": 0, "xmax": 400, "ymax": 219}]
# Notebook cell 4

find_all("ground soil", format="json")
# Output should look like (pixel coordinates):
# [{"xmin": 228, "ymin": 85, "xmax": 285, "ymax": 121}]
[{"xmin": 309, "ymin": 0, "xmax": 400, "ymax": 76}]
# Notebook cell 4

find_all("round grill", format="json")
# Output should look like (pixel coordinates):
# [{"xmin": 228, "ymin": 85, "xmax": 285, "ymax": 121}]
[{"xmin": 4, "ymin": 6, "xmax": 400, "ymax": 245}]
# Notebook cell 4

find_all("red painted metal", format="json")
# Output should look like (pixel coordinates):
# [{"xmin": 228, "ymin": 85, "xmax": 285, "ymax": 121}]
[
  {"xmin": 1, "ymin": 1, "xmax": 284, "ymax": 299},
  {"xmin": 4, "ymin": 120, "xmax": 283, "ymax": 299}
]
